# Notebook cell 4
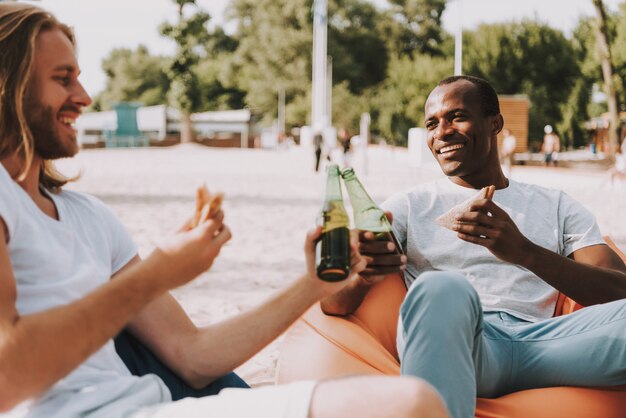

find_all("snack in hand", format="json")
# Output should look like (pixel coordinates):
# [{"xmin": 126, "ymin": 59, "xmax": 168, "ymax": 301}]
[
  {"xmin": 435, "ymin": 185, "xmax": 495, "ymax": 230},
  {"xmin": 191, "ymin": 183, "xmax": 224, "ymax": 228}
]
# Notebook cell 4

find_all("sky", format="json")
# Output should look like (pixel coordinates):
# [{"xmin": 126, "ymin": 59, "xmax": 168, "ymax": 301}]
[{"xmin": 28, "ymin": 0, "xmax": 625, "ymax": 97}]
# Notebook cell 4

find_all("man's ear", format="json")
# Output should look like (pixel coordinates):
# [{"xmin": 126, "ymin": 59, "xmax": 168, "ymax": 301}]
[{"xmin": 491, "ymin": 114, "xmax": 504, "ymax": 135}]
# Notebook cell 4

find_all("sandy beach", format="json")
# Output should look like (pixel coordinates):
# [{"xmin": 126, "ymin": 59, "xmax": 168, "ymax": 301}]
[{"xmin": 56, "ymin": 144, "xmax": 626, "ymax": 386}]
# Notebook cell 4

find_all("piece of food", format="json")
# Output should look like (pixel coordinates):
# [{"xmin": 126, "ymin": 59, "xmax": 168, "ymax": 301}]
[
  {"xmin": 200, "ymin": 192, "xmax": 224, "ymax": 224},
  {"xmin": 190, "ymin": 184, "xmax": 224, "ymax": 229},
  {"xmin": 436, "ymin": 185, "xmax": 495, "ymax": 230},
  {"xmin": 191, "ymin": 184, "xmax": 211, "ymax": 228}
]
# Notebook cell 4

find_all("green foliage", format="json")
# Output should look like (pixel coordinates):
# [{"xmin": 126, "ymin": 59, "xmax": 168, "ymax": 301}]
[
  {"xmin": 327, "ymin": 0, "xmax": 389, "ymax": 93},
  {"xmin": 92, "ymin": 46, "xmax": 169, "ymax": 111},
  {"xmin": 371, "ymin": 54, "xmax": 452, "ymax": 146},
  {"xmin": 93, "ymin": 0, "xmax": 626, "ymax": 151},
  {"xmin": 610, "ymin": 1, "xmax": 626, "ymax": 108},
  {"xmin": 160, "ymin": 0, "xmax": 211, "ymax": 114},
  {"xmin": 384, "ymin": 0, "xmax": 449, "ymax": 57},
  {"xmin": 227, "ymin": 0, "xmax": 313, "ymax": 123},
  {"xmin": 195, "ymin": 55, "xmax": 246, "ymax": 110},
  {"xmin": 463, "ymin": 21, "xmax": 579, "ymax": 147}
]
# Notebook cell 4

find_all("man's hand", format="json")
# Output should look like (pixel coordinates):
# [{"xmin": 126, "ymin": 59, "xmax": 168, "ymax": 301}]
[
  {"xmin": 357, "ymin": 211, "xmax": 407, "ymax": 285},
  {"xmin": 305, "ymin": 227, "xmax": 367, "ymax": 297},
  {"xmin": 453, "ymin": 199, "xmax": 533, "ymax": 265},
  {"xmin": 146, "ymin": 205, "xmax": 231, "ymax": 292}
]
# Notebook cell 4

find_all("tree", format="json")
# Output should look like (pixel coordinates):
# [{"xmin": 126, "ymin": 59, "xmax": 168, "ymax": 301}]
[
  {"xmin": 592, "ymin": 0, "xmax": 621, "ymax": 161},
  {"xmin": 383, "ymin": 0, "xmax": 450, "ymax": 57},
  {"xmin": 226, "ymin": 0, "xmax": 391, "ymax": 130},
  {"xmin": 611, "ymin": 1, "xmax": 626, "ymax": 105},
  {"xmin": 160, "ymin": 0, "xmax": 211, "ymax": 143},
  {"xmin": 371, "ymin": 54, "xmax": 452, "ymax": 146},
  {"xmin": 463, "ymin": 21, "xmax": 579, "ymax": 148},
  {"xmin": 92, "ymin": 46, "xmax": 169, "ymax": 111}
]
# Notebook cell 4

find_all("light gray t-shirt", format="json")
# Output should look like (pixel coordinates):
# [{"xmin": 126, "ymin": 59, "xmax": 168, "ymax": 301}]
[
  {"xmin": 0, "ymin": 164, "xmax": 171, "ymax": 417},
  {"xmin": 382, "ymin": 178, "xmax": 605, "ymax": 322}
]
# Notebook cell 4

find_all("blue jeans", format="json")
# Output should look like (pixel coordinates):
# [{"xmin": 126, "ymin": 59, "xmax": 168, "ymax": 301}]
[
  {"xmin": 115, "ymin": 330, "xmax": 249, "ymax": 401},
  {"xmin": 397, "ymin": 271, "xmax": 626, "ymax": 418}
]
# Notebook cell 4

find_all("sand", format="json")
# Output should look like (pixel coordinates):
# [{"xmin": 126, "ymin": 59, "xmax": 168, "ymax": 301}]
[{"xmin": 56, "ymin": 144, "xmax": 626, "ymax": 386}]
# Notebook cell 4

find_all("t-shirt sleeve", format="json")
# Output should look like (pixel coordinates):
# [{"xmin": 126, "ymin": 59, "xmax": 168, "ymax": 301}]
[
  {"xmin": 88, "ymin": 197, "xmax": 138, "ymax": 274},
  {"xmin": 0, "ymin": 168, "xmax": 18, "ymax": 241},
  {"xmin": 558, "ymin": 191, "xmax": 605, "ymax": 257}
]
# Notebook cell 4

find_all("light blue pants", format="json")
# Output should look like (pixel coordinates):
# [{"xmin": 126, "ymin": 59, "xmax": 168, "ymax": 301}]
[{"xmin": 397, "ymin": 271, "xmax": 626, "ymax": 418}]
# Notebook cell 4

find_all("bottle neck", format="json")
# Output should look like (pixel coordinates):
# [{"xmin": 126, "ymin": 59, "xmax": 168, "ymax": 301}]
[
  {"xmin": 343, "ymin": 174, "xmax": 376, "ymax": 208},
  {"xmin": 323, "ymin": 166, "xmax": 344, "ymax": 203}
]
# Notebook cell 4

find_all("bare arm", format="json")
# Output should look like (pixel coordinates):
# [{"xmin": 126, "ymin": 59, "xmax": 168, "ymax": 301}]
[
  {"xmin": 454, "ymin": 199, "xmax": 626, "ymax": 306},
  {"xmin": 0, "ymin": 217, "xmax": 229, "ymax": 411},
  {"xmin": 124, "ymin": 227, "xmax": 367, "ymax": 388}
]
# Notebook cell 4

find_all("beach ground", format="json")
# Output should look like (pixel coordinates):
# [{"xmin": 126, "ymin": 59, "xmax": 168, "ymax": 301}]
[{"xmin": 57, "ymin": 144, "xmax": 626, "ymax": 386}]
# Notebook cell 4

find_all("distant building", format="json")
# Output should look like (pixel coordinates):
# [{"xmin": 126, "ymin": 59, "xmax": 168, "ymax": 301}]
[
  {"xmin": 76, "ymin": 105, "xmax": 260, "ymax": 148},
  {"xmin": 497, "ymin": 95, "xmax": 530, "ymax": 153}
]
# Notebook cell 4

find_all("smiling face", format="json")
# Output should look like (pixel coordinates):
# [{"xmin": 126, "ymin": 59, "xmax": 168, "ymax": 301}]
[
  {"xmin": 25, "ymin": 28, "xmax": 92, "ymax": 160},
  {"xmin": 424, "ymin": 80, "xmax": 503, "ymax": 186}
]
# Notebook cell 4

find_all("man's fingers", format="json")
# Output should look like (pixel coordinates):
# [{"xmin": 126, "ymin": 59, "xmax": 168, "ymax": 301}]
[
  {"xmin": 360, "ymin": 239, "xmax": 397, "ymax": 254},
  {"xmin": 363, "ymin": 254, "xmax": 405, "ymax": 267},
  {"xmin": 469, "ymin": 199, "xmax": 508, "ymax": 219},
  {"xmin": 305, "ymin": 226, "xmax": 323, "ymax": 253},
  {"xmin": 358, "ymin": 230, "xmax": 376, "ymax": 241},
  {"xmin": 456, "ymin": 211, "xmax": 496, "ymax": 227},
  {"xmin": 384, "ymin": 211, "xmax": 394, "ymax": 224},
  {"xmin": 454, "ymin": 223, "xmax": 496, "ymax": 239},
  {"xmin": 201, "ymin": 216, "xmax": 224, "ymax": 238},
  {"xmin": 457, "ymin": 232, "xmax": 494, "ymax": 247},
  {"xmin": 211, "ymin": 224, "xmax": 232, "ymax": 247},
  {"xmin": 360, "ymin": 266, "xmax": 405, "ymax": 277}
]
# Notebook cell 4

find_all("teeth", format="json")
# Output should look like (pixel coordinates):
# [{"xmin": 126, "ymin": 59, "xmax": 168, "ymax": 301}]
[
  {"xmin": 439, "ymin": 144, "xmax": 464, "ymax": 154},
  {"xmin": 58, "ymin": 117, "xmax": 75, "ymax": 127}
]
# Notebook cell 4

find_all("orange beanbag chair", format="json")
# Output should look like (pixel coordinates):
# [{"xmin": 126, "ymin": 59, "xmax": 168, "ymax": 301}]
[{"xmin": 277, "ymin": 237, "xmax": 626, "ymax": 418}]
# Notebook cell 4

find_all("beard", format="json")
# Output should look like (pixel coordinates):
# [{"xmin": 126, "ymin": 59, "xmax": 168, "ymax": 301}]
[{"xmin": 24, "ymin": 91, "xmax": 78, "ymax": 160}]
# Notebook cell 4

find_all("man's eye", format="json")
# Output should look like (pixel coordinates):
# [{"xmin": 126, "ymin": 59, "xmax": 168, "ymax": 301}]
[
  {"xmin": 55, "ymin": 76, "xmax": 70, "ymax": 86},
  {"xmin": 425, "ymin": 122, "xmax": 436, "ymax": 130},
  {"xmin": 453, "ymin": 113, "xmax": 466, "ymax": 120}
]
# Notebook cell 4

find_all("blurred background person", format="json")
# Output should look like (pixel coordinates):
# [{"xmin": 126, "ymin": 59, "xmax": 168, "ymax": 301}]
[{"xmin": 541, "ymin": 125, "xmax": 560, "ymax": 167}]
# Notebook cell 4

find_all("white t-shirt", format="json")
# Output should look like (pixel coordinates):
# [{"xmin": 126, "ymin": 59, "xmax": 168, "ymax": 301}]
[
  {"xmin": 0, "ymin": 165, "xmax": 171, "ymax": 417},
  {"xmin": 382, "ymin": 178, "xmax": 605, "ymax": 322}
]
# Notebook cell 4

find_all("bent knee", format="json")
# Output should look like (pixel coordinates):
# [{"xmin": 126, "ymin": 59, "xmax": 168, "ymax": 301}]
[{"xmin": 405, "ymin": 272, "xmax": 478, "ymax": 308}]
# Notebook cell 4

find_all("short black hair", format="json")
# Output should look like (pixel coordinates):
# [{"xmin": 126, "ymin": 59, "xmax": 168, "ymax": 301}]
[{"xmin": 437, "ymin": 75, "xmax": 500, "ymax": 117}]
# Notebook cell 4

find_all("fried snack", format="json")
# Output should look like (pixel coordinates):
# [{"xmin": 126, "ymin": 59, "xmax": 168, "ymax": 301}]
[
  {"xmin": 436, "ymin": 185, "xmax": 495, "ymax": 230},
  {"xmin": 191, "ymin": 184, "xmax": 212, "ymax": 228},
  {"xmin": 199, "ymin": 192, "xmax": 224, "ymax": 224}
]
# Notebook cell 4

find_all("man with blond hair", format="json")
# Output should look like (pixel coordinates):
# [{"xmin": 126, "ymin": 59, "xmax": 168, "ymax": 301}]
[{"xmin": 0, "ymin": 3, "xmax": 448, "ymax": 418}]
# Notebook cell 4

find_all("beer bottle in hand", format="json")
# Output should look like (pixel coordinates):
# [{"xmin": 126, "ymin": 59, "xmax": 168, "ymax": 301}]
[
  {"xmin": 316, "ymin": 164, "xmax": 351, "ymax": 282},
  {"xmin": 341, "ymin": 167, "xmax": 403, "ymax": 254}
]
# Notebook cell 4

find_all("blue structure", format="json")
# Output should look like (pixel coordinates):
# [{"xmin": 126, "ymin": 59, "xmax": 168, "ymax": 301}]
[{"xmin": 104, "ymin": 102, "xmax": 149, "ymax": 147}]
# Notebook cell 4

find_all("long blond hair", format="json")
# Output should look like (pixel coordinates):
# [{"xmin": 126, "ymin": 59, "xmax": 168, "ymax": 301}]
[{"xmin": 0, "ymin": 3, "xmax": 76, "ymax": 191}]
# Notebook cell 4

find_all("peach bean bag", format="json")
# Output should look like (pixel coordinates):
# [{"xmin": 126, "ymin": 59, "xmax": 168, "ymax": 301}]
[{"xmin": 277, "ymin": 237, "xmax": 626, "ymax": 417}]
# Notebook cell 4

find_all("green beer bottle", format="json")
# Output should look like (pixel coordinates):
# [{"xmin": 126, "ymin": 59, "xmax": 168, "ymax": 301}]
[
  {"xmin": 316, "ymin": 164, "xmax": 351, "ymax": 282},
  {"xmin": 341, "ymin": 167, "xmax": 403, "ymax": 254}
]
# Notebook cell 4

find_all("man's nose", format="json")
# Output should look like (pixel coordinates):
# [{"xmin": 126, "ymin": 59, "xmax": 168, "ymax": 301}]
[
  {"xmin": 433, "ymin": 119, "xmax": 453, "ymax": 141},
  {"xmin": 72, "ymin": 80, "xmax": 92, "ymax": 108}
]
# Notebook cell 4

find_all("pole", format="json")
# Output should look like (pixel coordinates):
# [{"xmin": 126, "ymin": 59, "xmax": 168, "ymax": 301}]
[
  {"xmin": 311, "ymin": 0, "xmax": 328, "ymax": 134},
  {"xmin": 360, "ymin": 112, "xmax": 371, "ymax": 175},
  {"xmin": 278, "ymin": 87, "xmax": 285, "ymax": 136},
  {"xmin": 454, "ymin": 0, "xmax": 463, "ymax": 76},
  {"xmin": 327, "ymin": 56, "xmax": 333, "ymax": 128}
]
